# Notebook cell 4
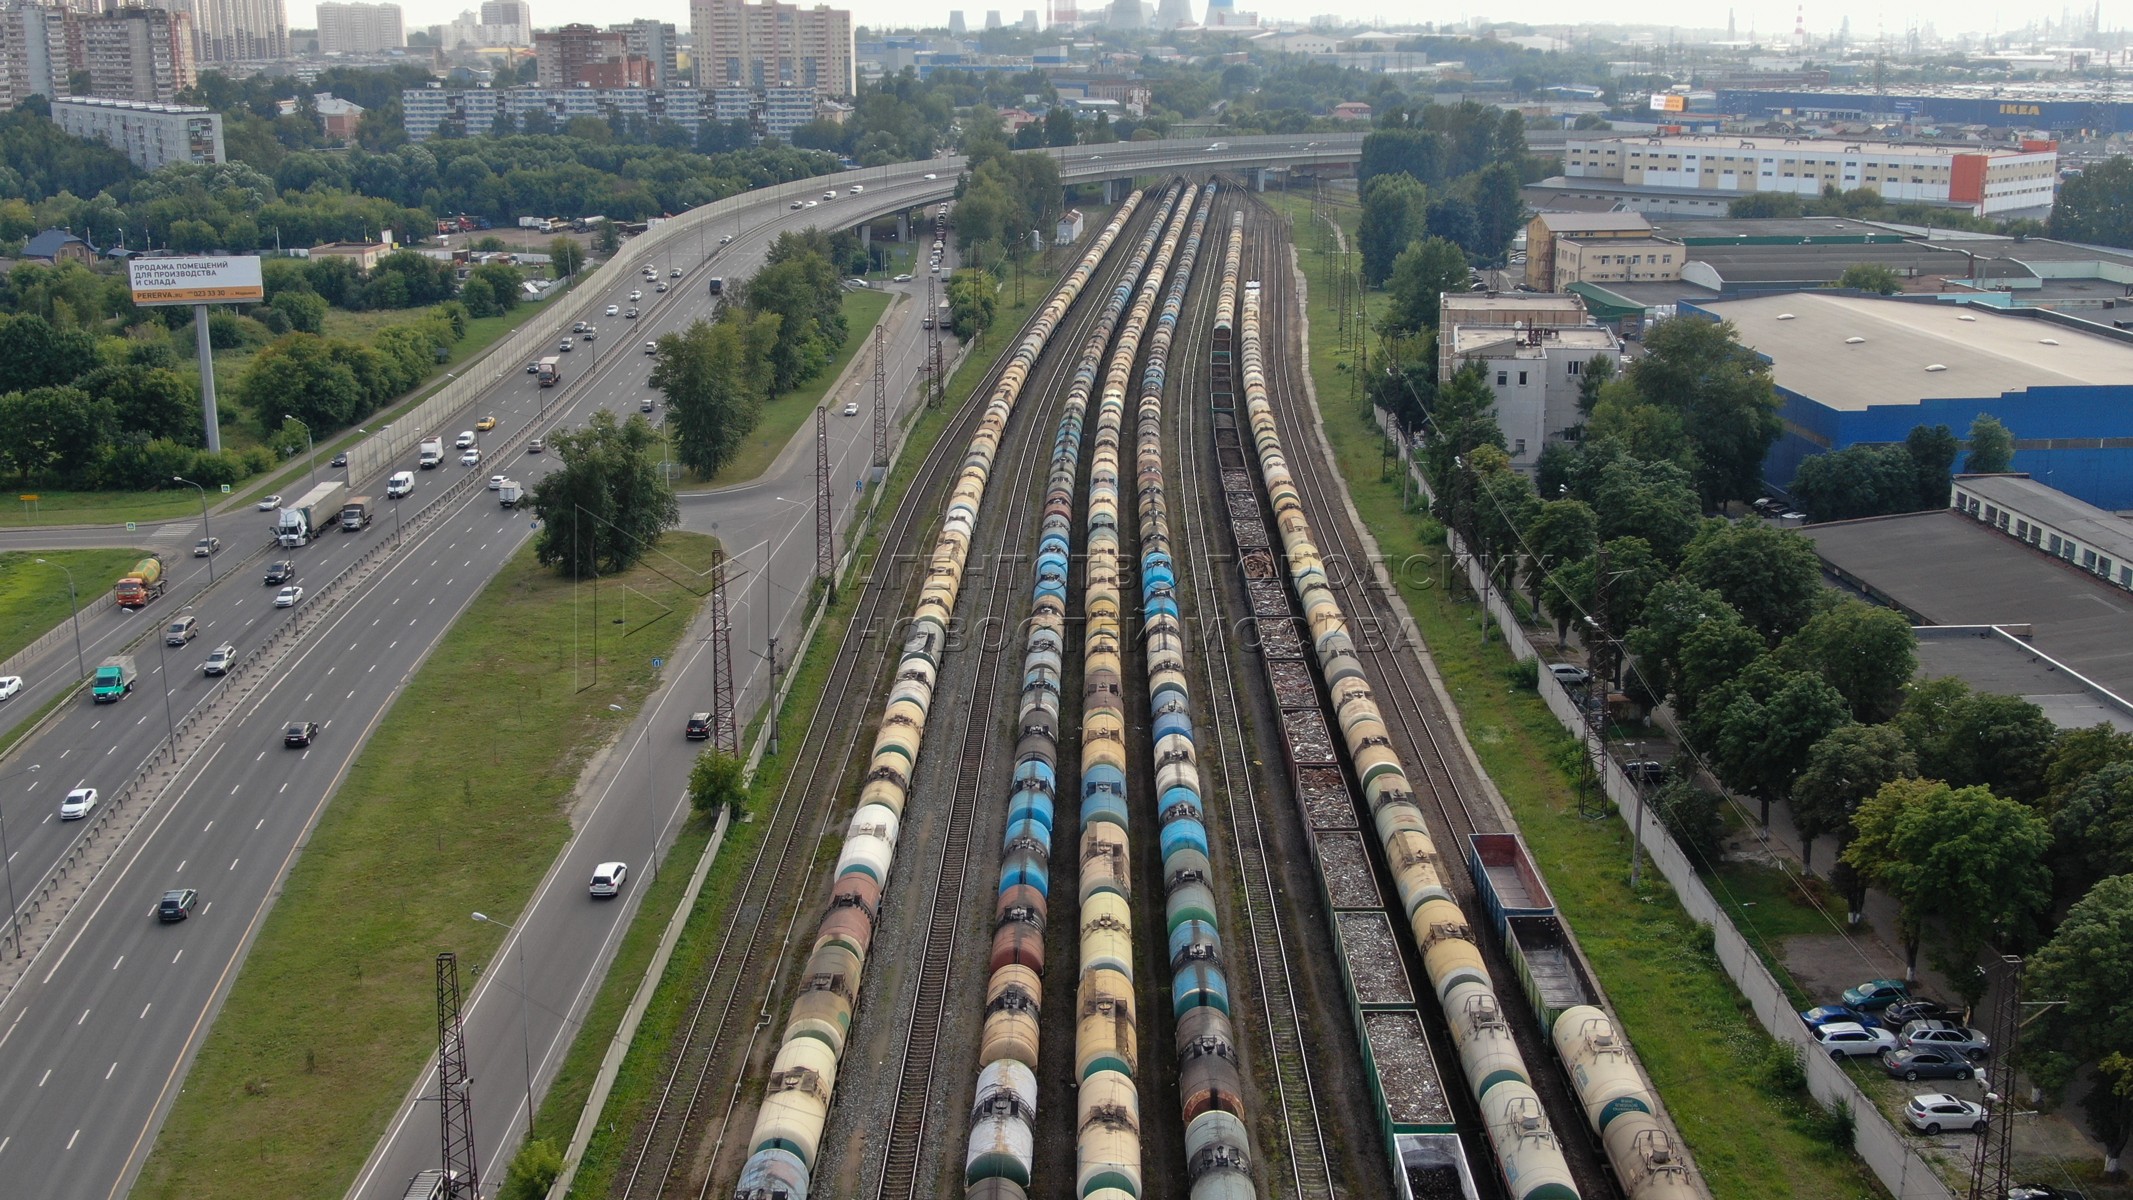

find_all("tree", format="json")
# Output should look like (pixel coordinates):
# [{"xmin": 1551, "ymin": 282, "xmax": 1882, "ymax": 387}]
[
  {"xmin": 269, "ymin": 288, "xmax": 328, "ymax": 335},
  {"xmin": 1903, "ymin": 424, "xmax": 1959, "ymax": 511},
  {"xmin": 71, "ymin": 364, "xmax": 198, "ymax": 446},
  {"xmin": 235, "ymin": 334, "xmax": 363, "ymax": 433},
  {"xmin": 1576, "ymin": 353, "xmax": 1614, "ymax": 416},
  {"xmin": 1624, "ymin": 578, "xmax": 1734, "ymax": 705},
  {"xmin": 0, "ymin": 313, "xmax": 99, "ymax": 390},
  {"xmin": 946, "ymin": 269, "xmax": 996, "ymax": 340},
  {"xmin": 2050, "ymin": 763, "xmax": 2133, "ymax": 901},
  {"xmin": 1896, "ymin": 677, "xmax": 2058, "ymax": 804},
  {"xmin": 0, "ymin": 385, "xmax": 110, "ymax": 486},
  {"xmin": 1043, "ymin": 105, "xmax": 1077, "ymax": 147},
  {"xmin": 1589, "ymin": 454, "xmax": 1701, "ymax": 563},
  {"xmin": 595, "ymin": 220, "xmax": 622, "ymax": 256},
  {"xmin": 2045, "ymin": 725, "xmax": 2133, "ymax": 804},
  {"xmin": 1519, "ymin": 499, "xmax": 1597, "ymax": 611},
  {"xmin": 1835, "ymin": 262, "xmax": 1903, "ymax": 294},
  {"xmin": 529, "ymin": 409, "xmax": 678, "ymax": 577},
  {"xmin": 1787, "ymin": 443, "xmax": 1919, "ymax": 521},
  {"xmin": 1844, "ymin": 778, "xmax": 2051, "ymax": 995},
  {"xmin": 1681, "ymin": 519, "xmax": 1825, "ymax": 645},
  {"xmin": 1963, "ymin": 413, "xmax": 2014, "ymax": 474},
  {"xmin": 2048, "ymin": 155, "xmax": 2133, "ymax": 251},
  {"xmin": 1778, "ymin": 600, "xmax": 1917, "ymax": 723},
  {"xmin": 1649, "ymin": 777, "xmax": 1727, "ymax": 862},
  {"xmin": 1704, "ymin": 656, "xmax": 1852, "ymax": 826},
  {"xmin": 547, "ymin": 236, "xmax": 585, "ymax": 279},
  {"xmin": 498, "ymin": 1139, "xmax": 564, "ymax": 1200},
  {"xmin": 468, "ymin": 262, "xmax": 524, "ymax": 313},
  {"xmin": 1790, "ymin": 724, "xmax": 1917, "ymax": 875},
  {"xmin": 689, "ymin": 748, "xmax": 749, "ymax": 817},
  {"xmin": 1382, "ymin": 237, "xmax": 1470, "ymax": 334},
  {"xmin": 1358, "ymin": 127, "xmax": 1446, "ymax": 188},
  {"xmin": 1469, "ymin": 162, "xmax": 1525, "ymax": 263},
  {"xmin": 745, "ymin": 248, "xmax": 846, "ymax": 393},
  {"xmin": 652, "ymin": 310, "xmax": 774, "ymax": 478},
  {"xmin": 1620, "ymin": 316, "xmax": 1782, "ymax": 507},
  {"xmin": 1586, "ymin": 395, "xmax": 1694, "ymax": 474},
  {"xmin": 2027, "ymin": 875, "xmax": 2133, "ymax": 1173},
  {"xmin": 456, "ymin": 274, "xmax": 500, "ymax": 318},
  {"xmin": 1357, "ymin": 173, "xmax": 1429, "ymax": 286}
]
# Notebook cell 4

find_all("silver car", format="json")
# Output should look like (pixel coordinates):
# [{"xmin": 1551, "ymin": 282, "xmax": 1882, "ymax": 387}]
[{"xmin": 1898, "ymin": 1020, "xmax": 1991, "ymax": 1060}]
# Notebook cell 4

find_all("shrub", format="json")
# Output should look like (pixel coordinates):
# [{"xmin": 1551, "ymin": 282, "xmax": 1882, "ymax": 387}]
[
  {"xmin": 1649, "ymin": 777, "xmax": 1727, "ymax": 863},
  {"xmin": 1503, "ymin": 657, "xmax": 1540, "ymax": 691}
]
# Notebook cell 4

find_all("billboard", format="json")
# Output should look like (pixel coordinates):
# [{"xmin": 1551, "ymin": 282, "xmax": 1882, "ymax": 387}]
[
  {"xmin": 1648, "ymin": 93, "xmax": 1687, "ymax": 112},
  {"xmin": 127, "ymin": 256, "xmax": 264, "ymax": 307}
]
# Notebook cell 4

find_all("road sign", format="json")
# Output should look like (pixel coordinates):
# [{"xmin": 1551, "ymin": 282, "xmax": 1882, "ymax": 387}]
[
  {"xmin": 126, "ymin": 521, "xmax": 137, "ymax": 532},
  {"xmin": 220, "ymin": 483, "xmax": 232, "ymax": 494},
  {"xmin": 18, "ymin": 494, "xmax": 36, "ymax": 502},
  {"xmin": 127, "ymin": 256, "xmax": 264, "ymax": 307},
  {"xmin": 652, "ymin": 657, "xmax": 664, "ymax": 668}
]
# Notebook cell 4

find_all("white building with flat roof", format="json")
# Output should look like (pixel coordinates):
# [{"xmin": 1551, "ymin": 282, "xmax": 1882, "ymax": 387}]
[
  {"xmin": 52, "ymin": 95, "xmax": 224, "ymax": 169},
  {"xmin": 315, "ymin": 1, "xmax": 402, "ymax": 52}
]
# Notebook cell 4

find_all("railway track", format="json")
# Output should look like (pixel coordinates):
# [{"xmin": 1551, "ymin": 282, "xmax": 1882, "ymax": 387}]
[
  {"xmin": 1235, "ymin": 191, "xmax": 1616, "ymax": 1198},
  {"xmin": 1168, "ymin": 190, "xmax": 1337, "ymax": 1200},
  {"xmin": 608, "ymin": 207, "xmax": 1153, "ymax": 1200}
]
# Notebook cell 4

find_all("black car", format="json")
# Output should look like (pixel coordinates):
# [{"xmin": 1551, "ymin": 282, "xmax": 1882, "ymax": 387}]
[
  {"xmin": 331, "ymin": 452, "xmax": 349, "ymax": 468},
  {"xmin": 284, "ymin": 720, "xmax": 319, "ymax": 747},
  {"xmin": 264, "ymin": 560, "xmax": 296, "ymax": 585},
  {"xmin": 685, "ymin": 712, "xmax": 712, "ymax": 740},
  {"xmin": 1623, "ymin": 760, "xmax": 1668, "ymax": 787},
  {"xmin": 158, "ymin": 888, "xmax": 198, "ymax": 922},
  {"xmin": 1884, "ymin": 999, "xmax": 1959, "ymax": 1027}
]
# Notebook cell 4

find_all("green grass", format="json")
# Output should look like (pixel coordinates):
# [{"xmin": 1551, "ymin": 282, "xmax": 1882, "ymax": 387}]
[
  {"xmin": 555, "ymin": 271, "xmax": 1054, "ymax": 1200},
  {"xmin": 1263, "ymin": 191, "xmax": 1888, "ymax": 1199},
  {"xmin": 132, "ymin": 530, "xmax": 721, "ymax": 1200},
  {"xmin": 0, "ymin": 549, "xmax": 148, "ymax": 664},
  {"xmin": 0, "ymin": 292, "xmax": 559, "ymax": 529},
  {"xmin": 695, "ymin": 289, "xmax": 893, "ymax": 488}
]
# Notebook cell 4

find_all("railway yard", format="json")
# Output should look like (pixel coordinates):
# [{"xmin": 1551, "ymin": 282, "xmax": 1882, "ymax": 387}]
[{"xmin": 603, "ymin": 179, "xmax": 1708, "ymax": 1200}]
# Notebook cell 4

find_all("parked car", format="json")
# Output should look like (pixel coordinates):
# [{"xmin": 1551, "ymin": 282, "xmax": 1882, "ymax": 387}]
[
  {"xmin": 61, "ymin": 787, "xmax": 98, "ymax": 820},
  {"xmin": 157, "ymin": 888, "xmax": 197, "ymax": 922},
  {"xmin": 1879, "ymin": 1047, "xmax": 1975, "ymax": 1082},
  {"xmin": 284, "ymin": 720, "xmax": 319, "ymax": 747},
  {"xmin": 1842, "ymin": 979, "xmax": 1912, "ymax": 1012},
  {"xmin": 1899, "ymin": 1020, "xmax": 1992, "ymax": 1059},
  {"xmin": 1811, "ymin": 1021, "xmax": 1897, "ymax": 1060},
  {"xmin": 2008, "ymin": 1186, "xmax": 2088, "ymax": 1200},
  {"xmin": 275, "ymin": 585, "xmax": 304, "ymax": 607},
  {"xmin": 0, "ymin": 675, "xmax": 20, "ymax": 701},
  {"xmin": 590, "ymin": 861, "xmax": 628, "ymax": 898},
  {"xmin": 264, "ymin": 561, "xmax": 296, "ymax": 585},
  {"xmin": 1883, "ymin": 999, "xmax": 1959, "ymax": 1027},
  {"xmin": 1904, "ymin": 1094, "xmax": 1987, "ymax": 1135},
  {"xmin": 1623, "ymin": 759, "xmax": 1667, "ymax": 786},
  {"xmin": 1799, "ymin": 1006, "xmax": 1881, "ymax": 1031},
  {"xmin": 1547, "ymin": 663, "xmax": 1591, "ymax": 687},
  {"xmin": 256, "ymin": 494, "xmax": 282, "ymax": 511}
]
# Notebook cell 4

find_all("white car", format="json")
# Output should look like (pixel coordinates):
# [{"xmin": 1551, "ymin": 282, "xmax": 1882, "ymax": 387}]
[
  {"xmin": 1904, "ymin": 1094, "xmax": 1987, "ymax": 1135},
  {"xmin": 590, "ymin": 861, "xmax": 628, "ymax": 897},
  {"xmin": 275, "ymin": 585, "xmax": 304, "ymax": 607},
  {"xmin": 804, "ymin": 200, "xmax": 818, "ymax": 208},
  {"xmin": 789, "ymin": 200, "xmax": 804, "ymax": 210},
  {"xmin": 256, "ymin": 494, "xmax": 281, "ymax": 511},
  {"xmin": 0, "ymin": 675, "xmax": 21, "ymax": 701},
  {"xmin": 893, "ymin": 273, "xmax": 912, "ymax": 283},
  {"xmin": 645, "ymin": 341, "xmax": 657, "ymax": 354},
  {"xmin": 461, "ymin": 448, "xmax": 482, "ymax": 467},
  {"xmin": 923, "ymin": 172, "xmax": 937, "ymax": 180},
  {"xmin": 60, "ymin": 787, "xmax": 98, "ymax": 820},
  {"xmin": 843, "ymin": 402, "xmax": 859, "ymax": 416},
  {"xmin": 606, "ymin": 304, "xmax": 620, "ymax": 316},
  {"xmin": 719, "ymin": 234, "xmax": 733, "ymax": 245},
  {"xmin": 629, "ymin": 289, "xmax": 643, "ymax": 301},
  {"xmin": 456, "ymin": 430, "xmax": 477, "ymax": 449},
  {"xmin": 1813, "ymin": 1021, "xmax": 1898, "ymax": 1060},
  {"xmin": 822, "ymin": 190, "xmax": 837, "ymax": 200},
  {"xmin": 488, "ymin": 475, "xmax": 505, "ymax": 490}
]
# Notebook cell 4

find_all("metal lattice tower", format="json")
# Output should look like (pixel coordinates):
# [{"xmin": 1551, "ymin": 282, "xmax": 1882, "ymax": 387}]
[
  {"xmin": 435, "ymin": 952, "xmax": 480, "ymax": 1200},
  {"xmin": 816, "ymin": 404, "xmax": 834, "ymax": 602},
  {"xmin": 1969, "ymin": 955, "xmax": 2025, "ymax": 1200},
  {"xmin": 872, "ymin": 323, "xmax": 888, "ymax": 472},
  {"xmin": 710, "ymin": 544, "xmax": 737, "ymax": 755},
  {"xmin": 926, "ymin": 276, "xmax": 944, "ymax": 407}
]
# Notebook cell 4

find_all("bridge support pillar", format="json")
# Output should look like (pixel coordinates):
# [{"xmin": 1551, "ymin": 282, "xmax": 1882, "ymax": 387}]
[{"xmin": 1256, "ymin": 168, "xmax": 1270, "ymax": 192}]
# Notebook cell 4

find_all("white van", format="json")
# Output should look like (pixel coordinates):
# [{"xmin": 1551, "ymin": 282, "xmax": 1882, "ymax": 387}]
[
  {"xmin": 455, "ymin": 430, "xmax": 477, "ymax": 449},
  {"xmin": 386, "ymin": 471, "xmax": 414, "ymax": 498}
]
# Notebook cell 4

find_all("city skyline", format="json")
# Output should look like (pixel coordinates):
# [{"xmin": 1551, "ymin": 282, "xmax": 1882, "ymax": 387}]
[{"xmin": 291, "ymin": 0, "xmax": 2115, "ymax": 46}]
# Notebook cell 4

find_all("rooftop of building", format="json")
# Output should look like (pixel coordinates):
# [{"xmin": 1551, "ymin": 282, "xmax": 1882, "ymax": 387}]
[
  {"xmin": 1530, "ymin": 211, "xmax": 1652, "ymax": 233},
  {"xmin": 1718, "ymin": 81, "xmax": 2133, "ymax": 103},
  {"xmin": 1646, "ymin": 216, "xmax": 1915, "ymax": 242},
  {"xmin": 1685, "ymin": 240, "xmax": 1967, "ymax": 285},
  {"xmin": 1800, "ymin": 509, "xmax": 2133, "ymax": 706},
  {"xmin": 1450, "ymin": 325, "xmax": 1619, "ymax": 355},
  {"xmin": 1913, "ymin": 627, "xmax": 2133, "ymax": 733},
  {"xmin": 52, "ymin": 96, "xmax": 216, "ymax": 115},
  {"xmin": 1567, "ymin": 132, "xmax": 2052, "ymax": 156},
  {"xmin": 1952, "ymin": 474, "xmax": 2133, "ymax": 561},
  {"xmin": 1698, "ymin": 293, "xmax": 2133, "ymax": 407},
  {"xmin": 1441, "ymin": 292, "xmax": 1590, "ymax": 314},
  {"xmin": 1554, "ymin": 234, "xmax": 1683, "ymax": 251}
]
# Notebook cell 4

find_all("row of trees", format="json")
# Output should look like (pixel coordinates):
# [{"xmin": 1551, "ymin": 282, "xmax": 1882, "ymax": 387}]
[
  {"xmin": 232, "ymin": 304, "xmax": 468, "ymax": 438},
  {"xmin": 1786, "ymin": 414, "xmax": 2014, "ymax": 523}
]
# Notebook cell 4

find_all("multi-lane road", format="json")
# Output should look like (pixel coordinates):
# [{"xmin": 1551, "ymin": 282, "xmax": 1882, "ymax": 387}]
[{"xmin": 0, "ymin": 134, "xmax": 1364, "ymax": 1200}]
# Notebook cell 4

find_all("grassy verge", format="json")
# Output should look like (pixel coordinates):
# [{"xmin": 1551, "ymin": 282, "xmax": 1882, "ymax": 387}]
[
  {"xmin": 1263, "ymin": 192, "xmax": 1886, "ymax": 1198},
  {"xmin": 0, "ymin": 292, "xmax": 560, "ymax": 529},
  {"xmin": 694, "ymin": 289, "xmax": 894, "ymax": 488},
  {"xmin": 0, "ymin": 549, "xmax": 148, "ymax": 662},
  {"xmin": 552, "ymin": 272, "xmax": 1052, "ymax": 1199},
  {"xmin": 132, "ymin": 530, "xmax": 720, "ymax": 1200}
]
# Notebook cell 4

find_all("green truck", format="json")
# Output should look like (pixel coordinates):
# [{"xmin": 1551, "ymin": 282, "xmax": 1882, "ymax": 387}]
[{"xmin": 91, "ymin": 655, "xmax": 137, "ymax": 703}]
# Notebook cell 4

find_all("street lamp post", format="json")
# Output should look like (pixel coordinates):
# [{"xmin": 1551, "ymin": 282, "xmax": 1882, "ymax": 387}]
[
  {"xmin": 33, "ymin": 559, "xmax": 86, "ymax": 681},
  {"xmin": 153, "ymin": 605, "xmax": 187, "ymax": 752},
  {"xmin": 284, "ymin": 414, "xmax": 317, "ymax": 487},
  {"xmin": 0, "ymin": 762, "xmax": 36, "ymax": 957},
  {"xmin": 469, "ymin": 912, "xmax": 535, "ymax": 1139},
  {"xmin": 171, "ymin": 475, "xmax": 214, "ymax": 583}
]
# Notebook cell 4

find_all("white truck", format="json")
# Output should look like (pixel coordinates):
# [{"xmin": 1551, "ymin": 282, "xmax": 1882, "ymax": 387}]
[
  {"xmin": 418, "ymin": 435, "xmax": 445, "ymax": 469},
  {"xmin": 276, "ymin": 481, "xmax": 345, "ymax": 548},
  {"xmin": 498, "ymin": 480, "xmax": 523, "ymax": 509}
]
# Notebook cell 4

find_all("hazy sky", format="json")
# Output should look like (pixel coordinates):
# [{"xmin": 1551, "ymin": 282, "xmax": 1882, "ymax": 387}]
[{"xmin": 329, "ymin": 0, "xmax": 2062, "ymax": 46}]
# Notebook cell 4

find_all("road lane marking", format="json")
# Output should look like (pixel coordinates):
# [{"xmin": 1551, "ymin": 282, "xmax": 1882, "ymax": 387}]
[
  {"xmin": 105, "ymin": 1062, "xmax": 115, "ymax": 1080},
  {"xmin": 37, "ymin": 1070, "xmax": 48, "ymax": 1087},
  {"xmin": 203, "ymin": 822, "xmax": 212, "ymax": 832},
  {"xmin": 175, "ymin": 861, "xmax": 185, "ymax": 872},
  {"xmin": 76, "ymin": 1009, "xmax": 87, "ymax": 1025},
  {"xmin": 66, "ymin": 1129, "xmax": 78, "ymax": 1150},
  {"xmin": 228, "ymin": 858, "xmax": 239, "ymax": 871},
  {"xmin": 110, "ymin": 956, "xmax": 121, "ymax": 971},
  {"xmin": 139, "ymin": 1004, "xmax": 150, "ymax": 1019}
]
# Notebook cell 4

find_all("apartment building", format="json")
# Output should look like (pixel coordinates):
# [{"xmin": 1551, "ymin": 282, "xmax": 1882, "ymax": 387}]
[
  {"xmin": 0, "ymin": 1, "xmax": 66, "ymax": 106},
  {"xmin": 689, "ymin": 0, "xmax": 852, "ymax": 97},
  {"xmin": 1439, "ymin": 292, "xmax": 1621, "ymax": 472},
  {"xmin": 477, "ymin": 0, "xmax": 530, "ymax": 43},
  {"xmin": 612, "ymin": 18, "xmax": 677, "ymax": 88},
  {"xmin": 78, "ymin": 6, "xmax": 193, "ymax": 102},
  {"xmin": 533, "ymin": 22, "xmax": 625, "ymax": 87},
  {"xmin": 402, "ymin": 82, "xmax": 823, "ymax": 141},
  {"xmin": 1560, "ymin": 134, "xmax": 2059, "ymax": 218},
  {"xmin": 183, "ymin": 0, "xmax": 287, "ymax": 62},
  {"xmin": 52, "ymin": 95, "xmax": 223, "ymax": 169},
  {"xmin": 315, "ymin": 0, "xmax": 401, "ymax": 52}
]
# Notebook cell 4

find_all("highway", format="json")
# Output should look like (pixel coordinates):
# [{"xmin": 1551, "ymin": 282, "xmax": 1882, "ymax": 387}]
[{"xmin": 0, "ymin": 133, "xmax": 1363, "ymax": 1200}]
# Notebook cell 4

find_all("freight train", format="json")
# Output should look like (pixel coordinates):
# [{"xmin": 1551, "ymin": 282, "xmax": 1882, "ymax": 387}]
[
  {"xmin": 1237, "ymin": 267, "xmax": 1583, "ymax": 1200},
  {"xmin": 733, "ymin": 194, "xmax": 1148, "ymax": 1200},
  {"xmin": 1131, "ymin": 184, "xmax": 1259, "ymax": 1200},
  {"xmin": 962, "ymin": 181, "xmax": 1184, "ymax": 1200}
]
